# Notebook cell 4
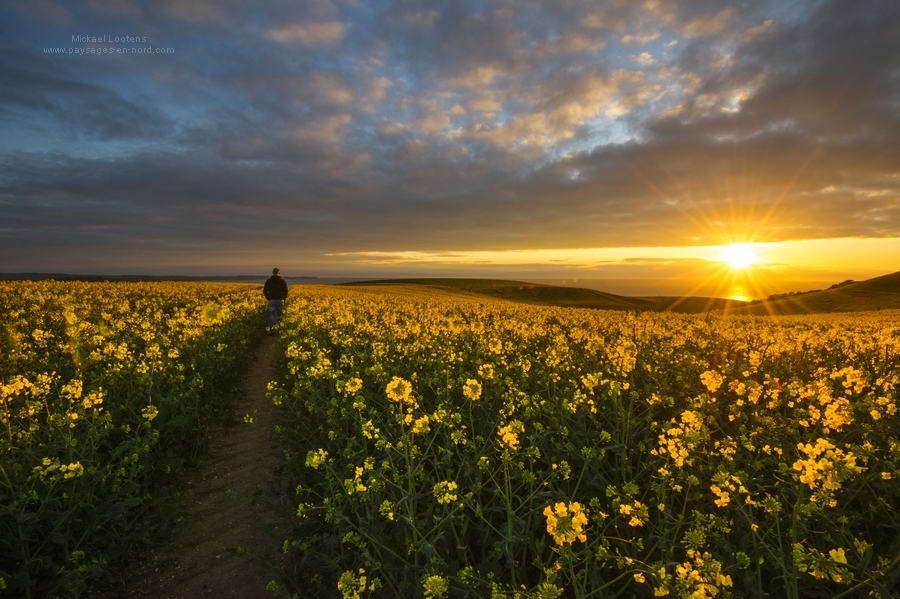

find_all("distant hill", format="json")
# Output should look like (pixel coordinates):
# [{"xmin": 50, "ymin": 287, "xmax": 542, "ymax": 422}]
[
  {"xmin": 343, "ymin": 278, "xmax": 649, "ymax": 309},
  {"xmin": 725, "ymin": 270, "xmax": 900, "ymax": 315},
  {"xmin": 640, "ymin": 296, "xmax": 748, "ymax": 313},
  {"xmin": 343, "ymin": 273, "xmax": 900, "ymax": 315},
  {"xmin": 341, "ymin": 278, "xmax": 747, "ymax": 313},
  {"xmin": 0, "ymin": 273, "xmax": 319, "ymax": 283}
]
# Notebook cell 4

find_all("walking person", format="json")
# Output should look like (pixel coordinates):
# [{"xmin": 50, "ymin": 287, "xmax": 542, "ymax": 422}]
[{"xmin": 263, "ymin": 267, "xmax": 288, "ymax": 333}]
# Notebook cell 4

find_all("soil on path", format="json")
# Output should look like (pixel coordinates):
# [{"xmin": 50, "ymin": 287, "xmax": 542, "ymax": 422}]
[{"xmin": 109, "ymin": 336, "xmax": 291, "ymax": 598}]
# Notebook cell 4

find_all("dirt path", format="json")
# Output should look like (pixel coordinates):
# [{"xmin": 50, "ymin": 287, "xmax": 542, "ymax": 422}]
[{"xmin": 112, "ymin": 336, "xmax": 290, "ymax": 598}]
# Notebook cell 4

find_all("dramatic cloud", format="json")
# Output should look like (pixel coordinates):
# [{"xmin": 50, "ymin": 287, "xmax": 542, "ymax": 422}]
[
  {"xmin": 0, "ymin": 0, "xmax": 898, "ymax": 277},
  {"xmin": 266, "ymin": 21, "xmax": 345, "ymax": 45}
]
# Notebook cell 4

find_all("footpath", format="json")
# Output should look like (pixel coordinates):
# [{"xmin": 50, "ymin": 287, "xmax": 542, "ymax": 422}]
[{"xmin": 111, "ymin": 336, "xmax": 290, "ymax": 598}]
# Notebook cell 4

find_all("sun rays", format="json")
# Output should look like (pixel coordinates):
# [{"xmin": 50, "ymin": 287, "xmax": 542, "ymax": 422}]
[{"xmin": 719, "ymin": 243, "xmax": 759, "ymax": 270}]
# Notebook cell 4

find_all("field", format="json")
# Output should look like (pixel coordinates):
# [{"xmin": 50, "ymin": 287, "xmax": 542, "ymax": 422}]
[
  {"xmin": 728, "ymin": 272, "xmax": 900, "ymax": 316},
  {"xmin": 0, "ymin": 281, "xmax": 264, "ymax": 597},
  {"xmin": 341, "ymin": 279, "xmax": 746, "ymax": 313},
  {"xmin": 2, "ymin": 280, "xmax": 900, "ymax": 598},
  {"xmin": 273, "ymin": 285, "xmax": 900, "ymax": 598}
]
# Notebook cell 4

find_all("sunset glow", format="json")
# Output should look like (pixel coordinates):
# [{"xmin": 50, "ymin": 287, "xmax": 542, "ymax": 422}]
[
  {"xmin": 326, "ymin": 238, "xmax": 898, "ymax": 276},
  {"xmin": 0, "ymin": 2, "xmax": 897, "ymax": 292},
  {"xmin": 719, "ymin": 244, "xmax": 759, "ymax": 270}
]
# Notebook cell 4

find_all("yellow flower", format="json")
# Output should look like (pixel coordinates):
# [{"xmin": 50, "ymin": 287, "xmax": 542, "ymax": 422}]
[
  {"xmin": 497, "ymin": 420, "xmax": 525, "ymax": 450},
  {"xmin": 797, "ymin": 543, "xmax": 851, "ymax": 583},
  {"xmin": 543, "ymin": 501, "xmax": 588, "ymax": 545},
  {"xmin": 700, "ymin": 370, "xmax": 724, "ymax": 393},
  {"xmin": 462, "ymin": 378, "xmax": 482, "ymax": 401},
  {"xmin": 305, "ymin": 448, "xmax": 329, "ymax": 469},
  {"xmin": 710, "ymin": 484, "xmax": 730, "ymax": 508},
  {"xmin": 477, "ymin": 363, "xmax": 495, "ymax": 379},
  {"xmin": 361, "ymin": 419, "xmax": 380, "ymax": 439},
  {"xmin": 433, "ymin": 480, "xmax": 458, "ymax": 505},
  {"xmin": 675, "ymin": 551, "xmax": 731, "ymax": 596},
  {"xmin": 141, "ymin": 405, "xmax": 159, "ymax": 421},
  {"xmin": 337, "ymin": 568, "xmax": 379, "ymax": 599},
  {"xmin": 411, "ymin": 414, "xmax": 431, "ymax": 434},
  {"xmin": 60, "ymin": 379, "xmax": 83, "ymax": 400},
  {"xmin": 792, "ymin": 438, "xmax": 865, "ymax": 500},
  {"xmin": 386, "ymin": 376, "xmax": 413, "ymax": 403},
  {"xmin": 344, "ymin": 377, "xmax": 363, "ymax": 394},
  {"xmin": 619, "ymin": 500, "xmax": 646, "ymax": 526},
  {"xmin": 62, "ymin": 462, "xmax": 84, "ymax": 479},
  {"xmin": 422, "ymin": 575, "xmax": 449, "ymax": 598}
]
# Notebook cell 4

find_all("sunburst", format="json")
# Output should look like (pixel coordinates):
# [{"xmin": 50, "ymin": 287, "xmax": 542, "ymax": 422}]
[{"xmin": 720, "ymin": 243, "xmax": 758, "ymax": 270}]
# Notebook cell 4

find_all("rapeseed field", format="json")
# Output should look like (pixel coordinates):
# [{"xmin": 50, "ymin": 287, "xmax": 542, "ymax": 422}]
[
  {"xmin": 3, "ymin": 281, "xmax": 897, "ymax": 598},
  {"xmin": 272, "ymin": 285, "xmax": 899, "ymax": 598},
  {"xmin": 0, "ymin": 281, "xmax": 264, "ymax": 597}
]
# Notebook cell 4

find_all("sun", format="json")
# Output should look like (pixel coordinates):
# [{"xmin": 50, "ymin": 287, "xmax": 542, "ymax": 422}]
[{"xmin": 720, "ymin": 243, "xmax": 758, "ymax": 270}]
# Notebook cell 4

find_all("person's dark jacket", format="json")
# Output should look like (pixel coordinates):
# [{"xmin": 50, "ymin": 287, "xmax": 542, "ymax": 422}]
[{"xmin": 263, "ymin": 275, "xmax": 288, "ymax": 300}]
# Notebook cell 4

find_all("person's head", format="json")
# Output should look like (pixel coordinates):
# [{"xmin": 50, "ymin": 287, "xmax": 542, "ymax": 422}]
[{"xmin": 272, "ymin": 268, "xmax": 281, "ymax": 276}]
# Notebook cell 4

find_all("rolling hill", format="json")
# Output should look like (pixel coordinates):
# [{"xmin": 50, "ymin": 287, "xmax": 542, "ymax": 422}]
[
  {"xmin": 342, "ymin": 272, "xmax": 900, "ymax": 315},
  {"xmin": 340, "ymin": 278, "xmax": 746, "ymax": 313},
  {"xmin": 724, "ymin": 270, "xmax": 900, "ymax": 315}
]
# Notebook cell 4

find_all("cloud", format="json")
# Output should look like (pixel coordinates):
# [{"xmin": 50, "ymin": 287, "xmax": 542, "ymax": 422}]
[
  {"xmin": 537, "ymin": 69, "xmax": 650, "ymax": 132},
  {"xmin": 2, "ymin": 0, "xmax": 71, "ymax": 24},
  {"xmin": 468, "ymin": 92, "xmax": 501, "ymax": 113},
  {"xmin": 680, "ymin": 7, "xmax": 734, "ymax": 38},
  {"xmin": 360, "ymin": 76, "xmax": 392, "ymax": 112},
  {"xmin": 291, "ymin": 113, "xmax": 352, "ymax": 145},
  {"xmin": 397, "ymin": 9, "xmax": 439, "ymax": 28},
  {"xmin": 85, "ymin": 0, "xmax": 142, "ymax": 17},
  {"xmin": 378, "ymin": 120, "xmax": 405, "ymax": 135},
  {"xmin": 267, "ymin": 20, "xmax": 345, "ymax": 45},
  {"xmin": 157, "ymin": 0, "xmax": 227, "ymax": 25},
  {"xmin": 621, "ymin": 32, "xmax": 660, "ymax": 45},
  {"xmin": 738, "ymin": 18, "xmax": 775, "ymax": 42},
  {"xmin": 543, "ymin": 31, "xmax": 606, "ymax": 54},
  {"xmin": 310, "ymin": 71, "xmax": 354, "ymax": 105},
  {"xmin": 0, "ymin": 0, "xmax": 898, "ymax": 276},
  {"xmin": 447, "ymin": 66, "xmax": 500, "ymax": 88},
  {"xmin": 0, "ymin": 50, "xmax": 172, "ymax": 142},
  {"xmin": 412, "ymin": 113, "xmax": 453, "ymax": 136}
]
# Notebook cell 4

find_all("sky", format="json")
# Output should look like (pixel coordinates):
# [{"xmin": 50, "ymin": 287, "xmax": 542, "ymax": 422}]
[{"xmin": 1, "ymin": 0, "xmax": 898, "ymax": 294}]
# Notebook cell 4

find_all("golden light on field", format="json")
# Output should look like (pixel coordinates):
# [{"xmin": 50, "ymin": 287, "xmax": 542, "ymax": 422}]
[{"xmin": 327, "ymin": 237, "xmax": 899, "ymax": 303}]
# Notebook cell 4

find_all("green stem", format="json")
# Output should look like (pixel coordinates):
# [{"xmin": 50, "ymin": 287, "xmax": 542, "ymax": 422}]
[
  {"xmin": 401, "ymin": 432, "xmax": 420, "ymax": 571},
  {"xmin": 788, "ymin": 486, "xmax": 805, "ymax": 599},
  {"xmin": 504, "ymin": 460, "xmax": 517, "ymax": 588},
  {"xmin": 581, "ymin": 570, "xmax": 630, "ymax": 598}
]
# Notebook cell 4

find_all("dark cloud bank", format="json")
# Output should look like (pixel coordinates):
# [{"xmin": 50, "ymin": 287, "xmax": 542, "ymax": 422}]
[{"xmin": 0, "ymin": 0, "xmax": 898, "ymax": 275}]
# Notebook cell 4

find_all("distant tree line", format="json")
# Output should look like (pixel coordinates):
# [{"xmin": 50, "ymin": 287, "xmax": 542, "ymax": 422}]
[{"xmin": 748, "ymin": 280, "xmax": 854, "ymax": 304}]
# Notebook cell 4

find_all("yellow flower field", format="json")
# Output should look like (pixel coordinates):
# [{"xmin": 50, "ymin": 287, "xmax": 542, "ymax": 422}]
[
  {"xmin": 272, "ymin": 285, "xmax": 900, "ymax": 598},
  {"xmin": 0, "ymin": 281, "xmax": 264, "ymax": 597}
]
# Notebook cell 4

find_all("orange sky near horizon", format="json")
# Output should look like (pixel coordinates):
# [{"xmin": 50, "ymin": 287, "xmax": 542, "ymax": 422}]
[
  {"xmin": 327, "ymin": 237, "xmax": 898, "ymax": 275},
  {"xmin": 311, "ymin": 236, "xmax": 899, "ymax": 300},
  {"xmin": 3, "ymin": 3, "xmax": 898, "ymax": 278}
]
